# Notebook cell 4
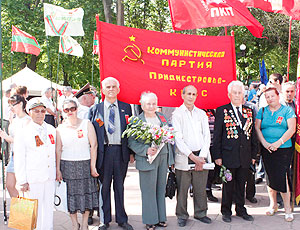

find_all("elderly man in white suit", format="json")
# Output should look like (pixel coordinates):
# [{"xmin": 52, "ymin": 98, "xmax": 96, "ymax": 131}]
[{"xmin": 14, "ymin": 98, "xmax": 56, "ymax": 230}]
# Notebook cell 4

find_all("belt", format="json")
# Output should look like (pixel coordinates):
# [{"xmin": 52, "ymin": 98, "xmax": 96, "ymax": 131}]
[{"xmin": 105, "ymin": 144, "xmax": 121, "ymax": 147}]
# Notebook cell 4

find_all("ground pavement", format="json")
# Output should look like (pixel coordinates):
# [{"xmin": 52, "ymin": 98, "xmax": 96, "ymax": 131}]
[{"xmin": 1, "ymin": 163, "xmax": 299, "ymax": 230}]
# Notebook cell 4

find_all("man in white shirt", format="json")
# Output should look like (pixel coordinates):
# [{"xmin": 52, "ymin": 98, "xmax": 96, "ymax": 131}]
[
  {"xmin": 172, "ymin": 85, "xmax": 212, "ymax": 227},
  {"xmin": 14, "ymin": 98, "xmax": 56, "ymax": 230},
  {"xmin": 41, "ymin": 87, "xmax": 56, "ymax": 127}
]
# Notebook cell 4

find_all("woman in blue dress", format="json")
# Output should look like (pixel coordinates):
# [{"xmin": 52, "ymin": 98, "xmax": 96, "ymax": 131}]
[{"xmin": 255, "ymin": 87, "xmax": 296, "ymax": 222}]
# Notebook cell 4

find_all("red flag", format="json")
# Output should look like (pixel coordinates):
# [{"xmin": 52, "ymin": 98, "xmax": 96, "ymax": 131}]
[
  {"xmin": 11, "ymin": 26, "xmax": 41, "ymax": 56},
  {"xmin": 240, "ymin": 0, "xmax": 300, "ymax": 20},
  {"xmin": 168, "ymin": 0, "xmax": 264, "ymax": 38},
  {"xmin": 92, "ymin": 31, "xmax": 99, "ymax": 55},
  {"xmin": 295, "ymin": 35, "xmax": 300, "ymax": 205},
  {"xmin": 97, "ymin": 20, "xmax": 236, "ymax": 109}
]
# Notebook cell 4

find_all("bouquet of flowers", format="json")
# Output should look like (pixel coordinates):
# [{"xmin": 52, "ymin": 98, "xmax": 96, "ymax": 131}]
[
  {"xmin": 122, "ymin": 116, "xmax": 175, "ymax": 163},
  {"xmin": 219, "ymin": 165, "xmax": 232, "ymax": 183}
]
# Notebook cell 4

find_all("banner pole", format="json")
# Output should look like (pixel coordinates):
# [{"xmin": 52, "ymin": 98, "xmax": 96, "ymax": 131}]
[
  {"xmin": 0, "ymin": 0, "xmax": 8, "ymax": 224},
  {"xmin": 287, "ymin": 16, "xmax": 292, "ymax": 81},
  {"xmin": 46, "ymin": 36, "xmax": 52, "ymax": 88},
  {"xmin": 10, "ymin": 52, "xmax": 13, "ymax": 76},
  {"xmin": 92, "ymin": 54, "xmax": 95, "ymax": 85}
]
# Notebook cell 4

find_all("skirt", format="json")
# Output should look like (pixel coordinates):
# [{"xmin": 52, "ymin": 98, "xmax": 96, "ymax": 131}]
[
  {"xmin": 60, "ymin": 159, "xmax": 99, "ymax": 214},
  {"xmin": 262, "ymin": 146, "xmax": 292, "ymax": 193}
]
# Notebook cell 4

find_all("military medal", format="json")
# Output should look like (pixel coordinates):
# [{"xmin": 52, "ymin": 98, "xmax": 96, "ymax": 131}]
[
  {"xmin": 96, "ymin": 118, "xmax": 104, "ymax": 127},
  {"xmin": 48, "ymin": 134, "xmax": 55, "ymax": 144},
  {"xmin": 35, "ymin": 135, "xmax": 44, "ymax": 147},
  {"xmin": 77, "ymin": 129, "xmax": 84, "ymax": 138}
]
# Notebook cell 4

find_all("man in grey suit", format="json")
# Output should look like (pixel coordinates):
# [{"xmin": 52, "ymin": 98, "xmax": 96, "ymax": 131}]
[{"xmin": 172, "ymin": 85, "xmax": 212, "ymax": 227}]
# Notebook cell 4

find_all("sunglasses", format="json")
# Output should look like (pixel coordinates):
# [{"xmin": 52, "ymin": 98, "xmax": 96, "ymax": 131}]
[
  {"xmin": 63, "ymin": 107, "xmax": 77, "ymax": 113},
  {"xmin": 9, "ymin": 101, "xmax": 21, "ymax": 107},
  {"xmin": 32, "ymin": 109, "xmax": 46, "ymax": 114}
]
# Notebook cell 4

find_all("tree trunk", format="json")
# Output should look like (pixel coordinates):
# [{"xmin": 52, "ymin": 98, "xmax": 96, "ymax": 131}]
[
  {"xmin": 28, "ymin": 55, "xmax": 38, "ymax": 71},
  {"xmin": 102, "ymin": 0, "xmax": 112, "ymax": 23},
  {"xmin": 116, "ymin": 0, "xmax": 124, "ymax": 26}
]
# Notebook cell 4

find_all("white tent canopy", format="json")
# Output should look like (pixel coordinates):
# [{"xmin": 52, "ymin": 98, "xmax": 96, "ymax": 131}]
[{"xmin": 2, "ymin": 67, "xmax": 62, "ymax": 96}]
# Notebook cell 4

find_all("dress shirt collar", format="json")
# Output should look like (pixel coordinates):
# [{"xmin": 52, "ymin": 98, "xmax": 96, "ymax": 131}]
[
  {"xmin": 31, "ymin": 120, "xmax": 46, "ymax": 130},
  {"xmin": 182, "ymin": 103, "xmax": 197, "ymax": 113},
  {"xmin": 104, "ymin": 99, "xmax": 118, "ymax": 109},
  {"xmin": 231, "ymin": 103, "xmax": 242, "ymax": 113}
]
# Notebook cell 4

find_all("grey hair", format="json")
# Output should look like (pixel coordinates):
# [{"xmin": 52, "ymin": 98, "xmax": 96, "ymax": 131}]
[
  {"xmin": 62, "ymin": 99, "xmax": 78, "ymax": 109},
  {"xmin": 282, "ymin": 81, "xmax": 296, "ymax": 90},
  {"xmin": 101, "ymin": 77, "xmax": 120, "ymax": 88},
  {"xmin": 139, "ymin": 91, "xmax": 158, "ymax": 106},
  {"xmin": 64, "ymin": 86, "xmax": 72, "ymax": 92},
  {"xmin": 227, "ymin": 80, "xmax": 245, "ymax": 94},
  {"xmin": 43, "ymin": 87, "xmax": 54, "ymax": 95}
]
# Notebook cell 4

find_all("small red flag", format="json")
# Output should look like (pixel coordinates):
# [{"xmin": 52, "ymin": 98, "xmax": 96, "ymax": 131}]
[
  {"xmin": 168, "ymin": 0, "xmax": 264, "ymax": 38},
  {"xmin": 92, "ymin": 31, "xmax": 99, "ymax": 55},
  {"xmin": 11, "ymin": 26, "xmax": 41, "ymax": 56}
]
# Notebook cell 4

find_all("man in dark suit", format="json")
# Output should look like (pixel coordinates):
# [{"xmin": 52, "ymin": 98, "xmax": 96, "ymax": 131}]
[
  {"xmin": 89, "ymin": 77, "xmax": 134, "ymax": 230},
  {"xmin": 212, "ymin": 80, "xmax": 257, "ymax": 223}
]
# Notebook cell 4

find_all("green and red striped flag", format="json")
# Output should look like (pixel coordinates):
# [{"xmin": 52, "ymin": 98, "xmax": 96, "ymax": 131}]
[
  {"xmin": 92, "ymin": 31, "xmax": 99, "ymax": 55},
  {"xmin": 59, "ymin": 35, "xmax": 83, "ymax": 57},
  {"xmin": 11, "ymin": 25, "xmax": 41, "ymax": 56}
]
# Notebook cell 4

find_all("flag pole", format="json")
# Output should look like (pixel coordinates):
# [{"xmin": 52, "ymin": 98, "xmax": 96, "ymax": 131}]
[
  {"xmin": 0, "ymin": 0, "xmax": 8, "ymax": 224},
  {"xmin": 91, "ymin": 54, "xmax": 94, "ymax": 85},
  {"xmin": 10, "ymin": 52, "xmax": 13, "ymax": 76},
  {"xmin": 46, "ymin": 36, "xmax": 52, "ymax": 87},
  {"xmin": 287, "ymin": 16, "xmax": 292, "ymax": 81}
]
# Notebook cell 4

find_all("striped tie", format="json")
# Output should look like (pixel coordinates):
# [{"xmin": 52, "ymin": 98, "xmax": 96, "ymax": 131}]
[{"xmin": 108, "ymin": 104, "xmax": 116, "ymax": 134}]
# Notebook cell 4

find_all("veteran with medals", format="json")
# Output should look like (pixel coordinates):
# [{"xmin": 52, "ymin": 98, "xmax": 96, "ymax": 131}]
[
  {"xmin": 14, "ymin": 98, "xmax": 56, "ymax": 230},
  {"xmin": 212, "ymin": 81, "xmax": 257, "ymax": 223},
  {"xmin": 88, "ymin": 77, "xmax": 134, "ymax": 230}
]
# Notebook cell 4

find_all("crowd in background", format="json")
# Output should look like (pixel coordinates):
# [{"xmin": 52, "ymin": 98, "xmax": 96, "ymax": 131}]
[{"xmin": 0, "ymin": 73, "xmax": 298, "ymax": 230}]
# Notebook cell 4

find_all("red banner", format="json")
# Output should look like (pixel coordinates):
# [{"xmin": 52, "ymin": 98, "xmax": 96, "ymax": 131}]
[
  {"xmin": 96, "ymin": 20, "xmax": 236, "ymax": 109},
  {"xmin": 240, "ymin": 0, "xmax": 300, "ymax": 20},
  {"xmin": 294, "ymin": 35, "xmax": 300, "ymax": 205},
  {"xmin": 168, "ymin": 0, "xmax": 264, "ymax": 38}
]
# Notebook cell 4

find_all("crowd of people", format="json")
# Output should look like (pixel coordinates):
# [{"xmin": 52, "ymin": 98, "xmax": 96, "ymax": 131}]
[{"xmin": 0, "ymin": 73, "xmax": 297, "ymax": 230}]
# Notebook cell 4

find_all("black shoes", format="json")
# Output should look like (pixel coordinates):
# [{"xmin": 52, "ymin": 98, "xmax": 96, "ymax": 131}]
[
  {"xmin": 88, "ymin": 216, "xmax": 93, "ymax": 225},
  {"xmin": 222, "ymin": 215, "xmax": 232, "ymax": 223},
  {"xmin": 247, "ymin": 197, "xmax": 258, "ymax": 203},
  {"xmin": 194, "ymin": 216, "xmax": 212, "ymax": 224},
  {"xmin": 177, "ymin": 218, "xmax": 187, "ymax": 227},
  {"xmin": 207, "ymin": 190, "xmax": 218, "ymax": 202},
  {"xmin": 255, "ymin": 178, "xmax": 263, "ymax": 184},
  {"xmin": 98, "ymin": 224, "xmax": 109, "ymax": 230},
  {"xmin": 118, "ymin": 222, "xmax": 134, "ymax": 230},
  {"xmin": 237, "ymin": 213, "xmax": 254, "ymax": 221}
]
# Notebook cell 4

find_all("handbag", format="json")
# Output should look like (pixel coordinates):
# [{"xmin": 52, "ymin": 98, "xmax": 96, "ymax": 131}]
[
  {"xmin": 165, "ymin": 168, "xmax": 177, "ymax": 199},
  {"xmin": 8, "ymin": 196, "xmax": 38, "ymax": 230},
  {"xmin": 54, "ymin": 181, "xmax": 68, "ymax": 213}
]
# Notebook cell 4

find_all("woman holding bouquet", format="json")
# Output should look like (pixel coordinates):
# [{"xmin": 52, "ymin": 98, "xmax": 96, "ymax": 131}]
[
  {"xmin": 128, "ymin": 92, "xmax": 174, "ymax": 230},
  {"xmin": 255, "ymin": 87, "xmax": 296, "ymax": 222}
]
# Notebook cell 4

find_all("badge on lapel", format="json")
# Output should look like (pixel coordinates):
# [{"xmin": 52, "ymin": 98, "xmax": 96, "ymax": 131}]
[
  {"xmin": 125, "ymin": 115, "xmax": 130, "ymax": 124},
  {"xmin": 159, "ymin": 115, "xmax": 167, "ymax": 123},
  {"xmin": 96, "ymin": 118, "xmax": 104, "ymax": 127},
  {"xmin": 77, "ymin": 129, "xmax": 84, "ymax": 138},
  {"xmin": 49, "ymin": 134, "xmax": 55, "ymax": 144},
  {"xmin": 276, "ymin": 116, "xmax": 283, "ymax": 124},
  {"xmin": 35, "ymin": 135, "xmax": 44, "ymax": 147}
]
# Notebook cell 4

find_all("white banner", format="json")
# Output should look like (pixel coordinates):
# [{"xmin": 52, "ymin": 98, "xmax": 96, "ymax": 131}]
[
  {"xmin": 44, "ymin": 3, "xmax": 84, "ymax": 36},
  {"xmin": 59, "ymin": 36, "xmax": 83, "ymax": 57}
]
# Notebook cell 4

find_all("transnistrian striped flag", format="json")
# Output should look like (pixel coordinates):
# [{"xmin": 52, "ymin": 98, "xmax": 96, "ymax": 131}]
[
  {"xmin": 59, "ymin": 35, "xmax": 83, "ymax": 57},
  {"xmin": 92, "ymin": 31, "xmax": 99, "ymax": 55},
  {"xmin": 11, "ymin": 25, "xmax": 41, "ymax": 56}
]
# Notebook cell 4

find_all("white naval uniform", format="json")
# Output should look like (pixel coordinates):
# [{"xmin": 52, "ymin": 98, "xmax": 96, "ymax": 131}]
[{"xmin": 14, "ymin": 120, "xmax": 56, "ymax": 230}]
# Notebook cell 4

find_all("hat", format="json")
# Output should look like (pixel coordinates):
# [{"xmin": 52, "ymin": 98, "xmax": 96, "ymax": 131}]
[
  {"xmin": 74, "ymin": 83, "xmax": 94, "ymax": 99},
  {"xmin": 26, "ymin": 97, "xmax": 46, "ymax": 112}
]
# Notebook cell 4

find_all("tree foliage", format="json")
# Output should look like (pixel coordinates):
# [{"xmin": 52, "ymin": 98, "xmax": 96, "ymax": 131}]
[{"xmin": 1, "ymin": 1, "xmax": 300, "ymax": 90}]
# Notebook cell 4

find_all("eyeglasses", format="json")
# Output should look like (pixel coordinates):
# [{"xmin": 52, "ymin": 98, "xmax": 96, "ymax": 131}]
[
  {"xmin": 63, "ymin": 107, "xmax": 77, "ymax": 113},
  {"xmin": 32, "ymin": 109, "xmax": 46, "ymax": 114}
]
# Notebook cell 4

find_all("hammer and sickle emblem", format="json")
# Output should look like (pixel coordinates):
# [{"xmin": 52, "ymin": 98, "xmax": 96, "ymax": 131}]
[{"xmin": 122, "ymin": 44, "xmax": 145, "ymax": 64}]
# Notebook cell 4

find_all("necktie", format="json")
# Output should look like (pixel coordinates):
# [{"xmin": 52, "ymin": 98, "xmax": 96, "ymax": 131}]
[
  {"xmin": 108, "ymin": 104, "xmax": 116, "ymax": 134},
  {"xmin": 237, "ymin": 107, "xmax": 246, "ymax": 126}
]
